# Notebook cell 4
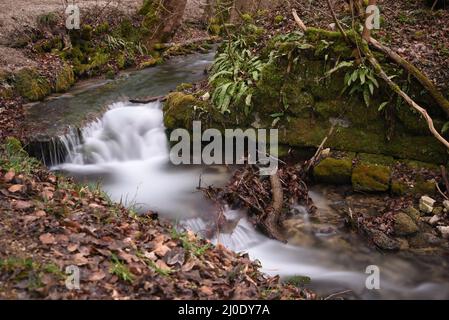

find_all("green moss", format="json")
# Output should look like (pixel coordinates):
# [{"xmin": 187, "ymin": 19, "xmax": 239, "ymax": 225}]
[
  {"xmin": 14, "ymin": 68, "xmax": 51, "ymax": 101},
  {"xmin": 208, "ymin": 24, "xmax": 222, "ymax": 36},
  {"xmin": 116, "ymin": 53, "xmax": 126, "ymax": 69},
  {"xmin": 313, "ymin": 153, "xmax": 355, "ymax": 184},
  {"xmin": 163, "ymin": 92, "xmax": 198, "ymax": 129},
  {"xmin": 55, "ymin": 63, "xmax": 75, "ymax": 93},
  {"xmin": 35, "ymin": 36, "xmax": 63, "ymax": 53},
  {"xmin": 352, "ymin": 163, "xmax": 391, "ymax": 192},
  {"xmin": 119, "ymin": 19, "xmax": 135, "ymax": 38},
  {"xmin": 274, "ymin": 15, "xmax": 284, "ymax": 24},
  {"xmin": 140, "ymin": 0, "xmax": 161, "ymax": 30},
  {"xmin": 95, "ymin": 22, "xmax": 110, "ymax": 35},
  {"xmin": 241, "ymin": 13, "xmax": 253, "ymax": 23},
  {"xmin": 176, "ymin": 83, "xmax": 194, "ymax": 91},
  {"xmin": 139, "ymin": 57, "xmax": 162, "ymax": 69},
  {"xmin": 37, "ymin": 12, "xmax": 59, "ymax": 28},
  {"xmin": 81, "ymin": 25, "xmax": 93, "ymax": 41},
  {"xmin": 358, "ymin": 153, "xmax": 395, "ymax": 166}
]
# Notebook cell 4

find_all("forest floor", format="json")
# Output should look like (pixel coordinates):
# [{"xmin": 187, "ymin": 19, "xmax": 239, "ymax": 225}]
[{"xmin": 0, "ymin": 141, "xmax": 314, "ymax": 299}]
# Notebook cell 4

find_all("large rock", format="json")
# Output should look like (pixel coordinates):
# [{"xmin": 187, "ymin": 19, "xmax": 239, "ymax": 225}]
[
  {"xmin": 313, "ymin": 152, "xmax": 354, "ymax": 184},
  {"xmin": 394, "ymin": 212, "xmax": 419, "ymax": 236},
  {"xmin": 352, "ymin": 154, "xmax": 392, "ymax": 192}
]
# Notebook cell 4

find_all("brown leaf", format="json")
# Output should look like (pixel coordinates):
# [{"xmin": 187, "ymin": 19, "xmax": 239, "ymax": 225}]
[
  {"xmin": 8, "ymin": 184, "xmax": 24, "ymax": 193},
  {"xmin": 67, "ymin": 244, "xmax": 79, "ymax": 252},
  {"xmin": 200, "ymin": 286, "xmax": 214, "ymax": 296},
  {"xmin": 4, "ymin": 171, "xmax": 15, "ymax": 182},
  {"xmin": 39, "ymin": 233, "xmax": 56, "ymax": 245},
  {"xmin": 13, "ymin": 200, "xmax": 33, "ymax": 210},
  {"xmin": 73, "ymin": 253, "xmax": 89, "ymax": 266},
  {"xmin": 88, "ymin": 271, "xmax": 106, "ymax": 281}
]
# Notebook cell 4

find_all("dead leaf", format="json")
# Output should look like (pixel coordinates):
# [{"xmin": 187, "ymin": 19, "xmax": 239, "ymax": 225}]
[
  {"xmin": 88, "ymin": 271, "xmax": 106, "ymax": 281},
  {"xmin": 13, "ymin": 200, "xmax": 33, "ymax": 210},
  {"xmin": 4, "ymin": 171, "xmax": 15, "ymax": 182},
  {"xmin": 67, "ymin": 244, "xmax": 79, "ymax": 252},
  {"xmin": 200, "ymin": 286, "xmax": 214, "ymax": 295},
  {"xmin": 73, "ymin": 253, "xmax": 89, "ymax": 266},
  {"xmin": 40, "ymin": 233, "xmax": 56, "ymax": 245},
  {"xmin": 8, "ymin": 184, "xmax": 24, "ymax": 193}
]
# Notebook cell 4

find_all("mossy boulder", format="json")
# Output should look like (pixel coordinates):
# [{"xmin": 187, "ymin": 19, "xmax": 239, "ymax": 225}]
[
  {"xmin": 394, "ymin": 212, "xmax": 419, "ymax": 236},
  {"xmin": 352, "ymin": 154, "xmax": 393, "ymax": 192},
  {"xmin": 163, "ymin": 92, "xmax": 198, "ymax": 129},
  {"xmin": 55, "ymin": 63, "xmax": 75, "ymax": 93},
  {"xmin": 391, "ymin": 177, "xmax": 436, "ymax": 196},
  {"xmin": 391, "ymin": 160, "xmax": 438, "ymax": 195},
  {"xmin": 14, "ymin": 68, "xmax": 51, "ymax": 101},
  {"xmin": 313, "ymin": 152, "xmax": 355, "ymax": 184},
  {"xmin": 352, "ymin": 164, "xmax": 391, "ymax": 192}
]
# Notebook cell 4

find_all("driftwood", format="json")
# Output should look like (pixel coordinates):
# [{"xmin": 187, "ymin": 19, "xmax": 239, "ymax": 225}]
[{"xmin": 129, "ymin": 95, "xmax": 167, "ymax": 104}]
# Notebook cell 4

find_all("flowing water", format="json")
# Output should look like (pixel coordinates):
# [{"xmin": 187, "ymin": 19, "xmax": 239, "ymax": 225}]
[{"xmin": 35, "ymin": 51, "xmax": 449, "ymax": 300}]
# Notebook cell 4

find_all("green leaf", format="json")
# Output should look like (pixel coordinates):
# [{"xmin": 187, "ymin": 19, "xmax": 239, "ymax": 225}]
[
  {"xmin": 245, "ymin": 93, "xmax": 253, "ymax": 106},
  {"xmin": 363, "ymin": 89, "xmax": 371, "ymax": 107},
  {"xmin": 378, "ymin": 101, "xmax": 389, "ymax": 112},
  {"xmin": 442, "ymin": 121, "xmax": 449, "ymax": 134}
]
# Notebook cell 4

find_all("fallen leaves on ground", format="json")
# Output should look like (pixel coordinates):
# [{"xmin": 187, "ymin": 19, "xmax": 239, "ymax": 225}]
[{"xmin": 0, "ymin": 162, "xmax": 315, "ymax": 300}]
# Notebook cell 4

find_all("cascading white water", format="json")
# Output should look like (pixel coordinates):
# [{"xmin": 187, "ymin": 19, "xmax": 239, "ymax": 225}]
[{"xmin": 54, "ymin": 94, "xmax": 449, "ymax": 300}]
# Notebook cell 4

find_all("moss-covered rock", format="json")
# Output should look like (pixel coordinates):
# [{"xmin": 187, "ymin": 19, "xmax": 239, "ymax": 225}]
[
  {"xmin": 14, "ymin": 68, "xmax": 51, "ymax": 101},
  {"xmin": 313, "ymin": 152, "xmax": 355, "ymax": 184},
  {"xmin": 352, "ymin": 155, "xmax": 392, "ymax": 192},
  {"xmin": 54, "ymin": 63, "xmax": 75, "ymax": 93},
  {"xmin": 138, "ymin": 57, "xmax": 161, "ymax": 69},
  {"xmin": 394, "ymin": 212, "xmax": 419, "ymax": 236},
  {"xmin": 163, "ymin": 92, "xmax": 198, "ymax": 129}
]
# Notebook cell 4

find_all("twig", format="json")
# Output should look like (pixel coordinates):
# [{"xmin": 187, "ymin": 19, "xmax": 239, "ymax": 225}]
[
  {"xmin": 324, "ymin": 289, "xmax": 353, "ymax": 300},
  {"xmin": 435, "ymin": 181, "xmax": 449, "ymax": 201},
  {"xmin": 440, "ymin": 165, "xmax": 449, "ymax": 196},
  {"xmin": 326, "ymin": 0, "xmax": 349, "ymax": 42},
  {"xmin": 292, "ymin": 9, "xmax": 307, "ymax": 32}
]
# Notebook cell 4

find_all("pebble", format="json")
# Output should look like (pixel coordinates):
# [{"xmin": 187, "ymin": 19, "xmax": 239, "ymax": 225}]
[
  {"xmin": 429, "ymin": 215, "xmax": 441, "ymax": 226},
  {"xmin": 436, "ymin": 226, "xmax": 449, "ymax": 239},
  {"xmin": 419, "ymin": 196, "xmax": 435, "ymax": 214},
  {"xmin": 443, "ymin": 200, "xmax": 449, "ymax": 211}
]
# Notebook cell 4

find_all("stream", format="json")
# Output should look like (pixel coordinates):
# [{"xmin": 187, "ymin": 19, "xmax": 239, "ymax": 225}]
[{"xmin": 32, "ymin": 50, "xmax": 449, "ymax": 300}]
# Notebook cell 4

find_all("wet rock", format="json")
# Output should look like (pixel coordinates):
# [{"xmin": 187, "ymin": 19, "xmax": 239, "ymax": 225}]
[
  {"xmin": 405, "ymin": 207, "xmax": 421, "ymax": 223},
  {"xmin": 419, "ymin": 196, "xmax": 436, "ymax": 214},
  {"xmin": 429, "ymin": 215, "xmax": 441, "ymax": 226},
  {"xmin": 432, "ymin": 206, "xmax": 443, "ymax": 216},
  {"xmin": 437, "ymin": 226, "xmax": 449, "ymax": 239},
  {"xmin": 443, "ymin": 200, "xmax": 449, "ymax": 211},
  {"xmin": 394, "ymin": 212, "xmax": 419, "ymax": 236},
  {"xmin": 370, "ymin": 230, "xmax": 400, "ymax": 250}
]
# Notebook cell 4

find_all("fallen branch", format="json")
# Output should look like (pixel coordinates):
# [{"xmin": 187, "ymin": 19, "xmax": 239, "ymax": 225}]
[
  {"xmin": 369, "ymin": 37, "xmax": 449, "ymax": 118},
  {"xmin": 326, "ymin": 0, "xmax": 349, "ymax": 42},
  {"xmin": 364, "ymin": 50, "xmax": 449, "ymax": 149}
]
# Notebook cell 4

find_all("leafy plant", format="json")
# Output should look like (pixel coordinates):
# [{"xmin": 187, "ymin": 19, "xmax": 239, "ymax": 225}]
[
  {"xmin": 109, "ymin": 254, "xmax": 134, "ymax": 283},
  {"xmin": 342, "ymin": 63, "xmax": 379, "ymax": 107},
  {"xmin": 209, "ymin": 36, "xmax": 265, "ymax": 114},
  {"xmin": 105, "ymin": 35, "xmax": 148, "ymax": 57},
  {"xmin": 0, "ymin": 137, "xmax": 39, "ymax": 174}
]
